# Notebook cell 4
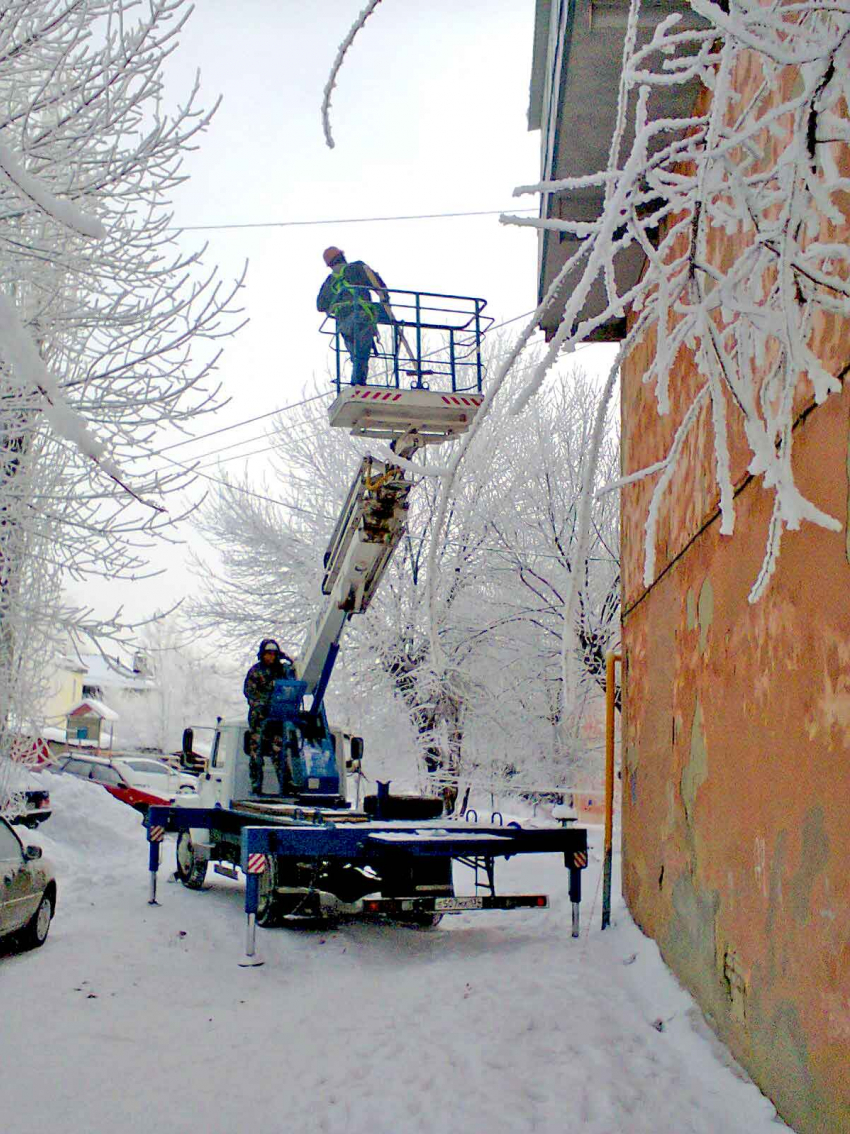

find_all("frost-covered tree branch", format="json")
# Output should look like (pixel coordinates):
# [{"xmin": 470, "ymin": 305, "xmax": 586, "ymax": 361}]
[
  {"xmin": 500, "ymin": 0, "xmax": 850, "ymax": 607},
  {"xmin": 321, "ymin": 0, "xmax": 385, "ymax": 149},
  {"xmin": 0, "ymin": 0, "xmax": 244, "ymax": 782}
]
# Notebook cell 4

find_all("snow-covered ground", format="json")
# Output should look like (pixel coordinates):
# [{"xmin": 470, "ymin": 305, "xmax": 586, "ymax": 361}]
[{"xmin": 1, "ymin": 773, "xmax": 788, "ymax": 1134}]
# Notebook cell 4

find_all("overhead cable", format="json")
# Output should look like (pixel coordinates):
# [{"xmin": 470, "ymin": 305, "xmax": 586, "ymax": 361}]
[{"xmin": 177, "ymin": 207, "xmax": 538, "ymax": 233}]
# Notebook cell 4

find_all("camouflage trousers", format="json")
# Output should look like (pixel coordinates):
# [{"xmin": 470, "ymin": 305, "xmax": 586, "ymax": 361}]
[{"xmin": 247, "ymin": 714, "xmax": 292, "ymax": 796}]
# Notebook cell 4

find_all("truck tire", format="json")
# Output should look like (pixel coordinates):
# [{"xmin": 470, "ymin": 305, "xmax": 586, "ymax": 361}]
[
  {"xmin": 256, "ymin": 856, "xmax": 287, "ymax": 927},
  {"xmin": 175, "ymin": 830, "xmax": 208, "ymax": 890}
]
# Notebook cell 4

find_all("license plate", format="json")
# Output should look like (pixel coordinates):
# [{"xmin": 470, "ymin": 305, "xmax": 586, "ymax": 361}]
[{"xmin": 435, "ymin": 896, "xmax": 483, "ymax": 911}]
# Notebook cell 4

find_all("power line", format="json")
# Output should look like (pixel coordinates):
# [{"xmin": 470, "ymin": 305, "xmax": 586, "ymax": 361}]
[
  {"xmin": 158, "ymin": 448, "xmax": 320, "ymax": 516},
  {"xmin": 163, "ymin": 411, "xmax": 329, "ymax": 468},
  {"xmin": 152, "ymin": 391, "xmax": 328, "ymax": 456},
  {"xmin": 43, "ymin": 300, "xmax": 552, "ymax": 522},
  {"xmin": 177, "ymin": 207, "xmax": 538, "ymax": 233}
]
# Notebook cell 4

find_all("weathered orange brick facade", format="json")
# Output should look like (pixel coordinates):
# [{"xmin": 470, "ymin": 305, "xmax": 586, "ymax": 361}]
[{"xmin": 621, "ymin": 48, "xmax": 850, "ymax": 1134}]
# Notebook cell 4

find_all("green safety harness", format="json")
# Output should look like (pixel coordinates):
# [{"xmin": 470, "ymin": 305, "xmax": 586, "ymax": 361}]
[{"xmin": 329, "ymin": 266, "xmax": 379, "ymax": 324}]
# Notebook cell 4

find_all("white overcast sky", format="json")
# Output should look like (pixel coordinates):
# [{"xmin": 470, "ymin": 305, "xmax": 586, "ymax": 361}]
[{"xmin": 69, "ymin": 0, "xmax": 615, "ymax": 628}]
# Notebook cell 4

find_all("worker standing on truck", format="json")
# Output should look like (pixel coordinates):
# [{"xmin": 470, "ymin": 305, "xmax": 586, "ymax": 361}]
[
  {"xmin": 243, "ymin": 639, "xmax": 294, "ymax": 795},
  {"xmin": 317, "ymin": 246, "xmax": 389, "ymax": 386}
]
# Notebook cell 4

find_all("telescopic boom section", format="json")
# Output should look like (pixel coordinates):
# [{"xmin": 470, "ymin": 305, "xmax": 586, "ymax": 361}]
[
  {"xmin": 295, "ymin": 456, "xmax": 413, "ymax": 697},
  {"xmin": 297, "ymin": 352, "xmax": 486, "ymax": 710}
]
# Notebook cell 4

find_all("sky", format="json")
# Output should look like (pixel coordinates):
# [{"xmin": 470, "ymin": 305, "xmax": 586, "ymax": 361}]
[
  {"xmin": 0, "ymin": 772, "xmax": 790, "ymax": 1134},
  {"xmin": 64, "ymin": 0, "xmax": 618, "ymax": 632}
]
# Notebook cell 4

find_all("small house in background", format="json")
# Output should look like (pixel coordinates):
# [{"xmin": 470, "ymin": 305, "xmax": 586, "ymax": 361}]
[
  {"xmin": 65, "ymin": 699, "xmax": 118, "ymax": 750},
  {"xmin": 35, "ymin": 649, "xmax": 154, "ymax": 754},
  {"xmin": 79, "ymin": 652, "xmax": 152, "ymax": 702}
]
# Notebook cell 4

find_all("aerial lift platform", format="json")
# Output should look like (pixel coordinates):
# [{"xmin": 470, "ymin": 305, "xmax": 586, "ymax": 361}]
[{"xmin": 323, "ymin": 286, "xmax": 489, "ymax": 445}]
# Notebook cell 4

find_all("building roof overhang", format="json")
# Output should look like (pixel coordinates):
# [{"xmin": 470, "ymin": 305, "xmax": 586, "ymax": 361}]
[
  {"xmin": 528, "ymin": 0, "xmax": 709, "ymax": 340},
  {"xmin": 67, "ymin": 698, "xmax": 119, "ymax": 722}
]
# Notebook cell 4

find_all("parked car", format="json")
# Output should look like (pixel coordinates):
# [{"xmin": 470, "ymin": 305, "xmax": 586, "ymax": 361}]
[
  {"xmin": 56, "ymin": 754, "xmax": 193, "ymax": 814},
  {"xmin": 110, "ymin": 755, "xmax": 197, "ymax": 797},
  {"xmin": 0, "ymin": 815, "xmax": 56, "ymax": 951},
  {"xmin": 0, "ymin": 785, "xmax": 52, "ymax": 829},
  {"xmin": 13, "ymin": 787, "xmax": 52, "ymax": 828},
  {"xmin": 0, "ymin": 758, "xmax": 52, "ymax": 829}
]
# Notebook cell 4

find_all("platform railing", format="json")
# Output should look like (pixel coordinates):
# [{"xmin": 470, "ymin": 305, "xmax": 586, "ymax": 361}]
[{"xmin": 319, "ymin": 286, "xmax": 492, "ymax": 394}]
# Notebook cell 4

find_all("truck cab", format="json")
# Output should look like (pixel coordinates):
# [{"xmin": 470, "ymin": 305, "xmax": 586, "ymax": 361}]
[{"xmin": 178, "ymin": 716, "xmax": 362, "ymax": 813}]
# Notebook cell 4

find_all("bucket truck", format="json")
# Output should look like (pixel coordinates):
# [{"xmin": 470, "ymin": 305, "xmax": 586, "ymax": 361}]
[{"xmin": 144, "ymin": 291, "xmax": 588, "ymax": 956}]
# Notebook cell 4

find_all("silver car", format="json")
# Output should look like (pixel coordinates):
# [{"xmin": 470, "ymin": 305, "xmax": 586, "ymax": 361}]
[{"xmin": 0, "ymin": 815, "xmax": 56, "ymax": 952}]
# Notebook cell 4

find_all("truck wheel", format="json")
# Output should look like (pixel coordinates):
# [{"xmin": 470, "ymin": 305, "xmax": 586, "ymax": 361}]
[
  {"xmin": 256, "ymin": 856, "xmax": 286, "ymax": 928},
  {"xmin": 175, "ymin": 830, "xmax": 208, "ymax": 890}
]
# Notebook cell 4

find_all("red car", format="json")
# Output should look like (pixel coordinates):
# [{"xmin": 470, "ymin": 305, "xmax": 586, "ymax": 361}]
[{"xmin": 56, "ymin": 755, "xmax": 173, "ymax": 813}]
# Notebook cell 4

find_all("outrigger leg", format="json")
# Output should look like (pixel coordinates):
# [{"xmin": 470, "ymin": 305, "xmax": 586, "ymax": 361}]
[
  {"xmin": 238, "ymin": 872, "xmax": 264, "ymax": 968},
  {"xmin": 566, "ymin": 846, "xmax": 588, "ymax": 938},
  {"xmin": 147, "ymin": 823, "xmax": 164, "ymax": 906},
  {"xmin": 569, "ymin": 866, "xmax": 581, "ymax": 938}
]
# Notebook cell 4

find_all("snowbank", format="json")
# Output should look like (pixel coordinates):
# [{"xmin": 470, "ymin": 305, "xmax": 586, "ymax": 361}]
[{"xmin": 22, "ymin": 770, "xmax": 144, "ymax": 898}]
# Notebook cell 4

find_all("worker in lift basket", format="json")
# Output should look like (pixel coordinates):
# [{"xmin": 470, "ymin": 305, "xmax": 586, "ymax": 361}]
[
  {"xmin": 317, "ymin": 246, "xmax": 389, "ymax": 386},
  {"xmin": 243, "ymin": 638, "xmax": 294, "ymax": 795}
]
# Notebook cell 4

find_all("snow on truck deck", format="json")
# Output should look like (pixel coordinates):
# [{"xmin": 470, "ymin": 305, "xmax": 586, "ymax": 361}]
[{"xmin": 0, "ymin": 772, "xmax": 788, "ymax": 1134}]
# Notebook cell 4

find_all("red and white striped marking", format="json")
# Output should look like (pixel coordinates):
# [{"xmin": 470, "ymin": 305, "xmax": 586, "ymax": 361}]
[
  {"xmin": 351, "ymin": 389, "xmax": 403, "ymax": 401},
  {"xmin": 246, "ymin": 853, "xmax": 267, "ymax": 874},
  {"xmin": 440, "ymin": 394, "xmax": 483, "ymax": 407},
  {"xmin": 148, "ymin": 826, "xmax": 165, "ymax": 843},
  {"xmin": 573, "ymin": 850, "xmax": 588, "ymax": 869}
]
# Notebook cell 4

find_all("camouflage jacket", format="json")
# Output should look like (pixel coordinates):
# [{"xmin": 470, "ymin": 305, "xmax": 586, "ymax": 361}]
[{"xmin": 243, "ymin": 661, "xmax": 291, "ymax": 727}]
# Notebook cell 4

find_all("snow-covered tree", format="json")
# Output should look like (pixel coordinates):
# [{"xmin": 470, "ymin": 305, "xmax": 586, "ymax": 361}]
[
  {"xmin": 108, "ymin": 614, "xmax": 243, "ymax": 754},
  {"xmin": 0, "ymin": 0, "xmax": 243, "ymax": 809},
  {"xmin": 185, "ymin": 357, "xmax": 619, "ymax": 798}
]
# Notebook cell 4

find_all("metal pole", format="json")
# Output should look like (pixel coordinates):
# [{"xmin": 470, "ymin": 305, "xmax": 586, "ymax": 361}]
[
  {"xmin": 602, "ymin": 651, "xmax": 622, "ymax": 929},
  {"xmin": 474, "ymin": 301, "xmax": 482, "ymax": 392},
  {"xmin": 415, "ymin": 292, "xmax": 422, "ymax": 383}
]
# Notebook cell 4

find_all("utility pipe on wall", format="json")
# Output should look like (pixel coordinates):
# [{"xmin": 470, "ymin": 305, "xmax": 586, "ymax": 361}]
[{"xmin": 602, "ymin": 651, "xmax": 622, "ymax": 929}]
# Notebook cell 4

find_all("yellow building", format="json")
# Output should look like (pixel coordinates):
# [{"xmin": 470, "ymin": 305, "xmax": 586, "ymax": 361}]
[{"xmin": 40, "ymin": 655, "xmax": 87, "ymax": 730}]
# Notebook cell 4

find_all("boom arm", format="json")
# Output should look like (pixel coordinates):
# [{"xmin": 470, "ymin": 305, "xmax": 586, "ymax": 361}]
[{"xmin": 296, "ymin": 456, "xmax": 413, "ymax": 704}]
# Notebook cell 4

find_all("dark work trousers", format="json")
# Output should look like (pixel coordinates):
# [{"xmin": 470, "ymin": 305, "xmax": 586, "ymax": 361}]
[{"xmin": 337, "ymin": 310, "xmax": 377, "ymax": 385}]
